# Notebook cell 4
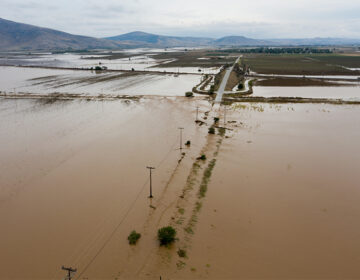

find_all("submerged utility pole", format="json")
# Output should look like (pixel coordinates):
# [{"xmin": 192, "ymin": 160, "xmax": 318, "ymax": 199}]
[
  {"xmin": 224, "ymin": 105, "xmax": 227, "ymax": 126},
  {"xmin": 196, "ymin": 106, "xmax": 199, "ymax": 122},
  {"xmin": 61, "ymin": 266, "xmax": 77, "ymax": 280},
  {"xmin": 178, "ymin": 127, "xmax": 184, "ymax": 150},
  {"xmin": 147, "ymin": 166, "xmax": 155, "ymax": 198}
]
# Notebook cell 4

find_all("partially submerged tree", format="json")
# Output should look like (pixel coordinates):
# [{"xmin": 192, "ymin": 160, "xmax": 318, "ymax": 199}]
[
  {"xmin": 128, "ymin": 230, "xmax": 141, "ymax": 245},
  {"xmin": 158, "ymin": 226, "xmax": 176, "ymax": 246}
]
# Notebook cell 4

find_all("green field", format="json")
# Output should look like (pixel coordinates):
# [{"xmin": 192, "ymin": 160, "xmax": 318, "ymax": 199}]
[{"xmin": 243, "ymin": 54, "xmax": 360, "ymax": 75}]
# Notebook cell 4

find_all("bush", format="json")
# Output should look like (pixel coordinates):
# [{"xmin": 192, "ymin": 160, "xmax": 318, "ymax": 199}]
[
  {"xmin": 185, "ymin": 91, "xmax": 194, "ymax": 97},
  {"xmin": 177, "ymin": 249, "xmax": 187, "ymax": 258},
  {"xmin": 237, "ymin": 83, "xmax": 244, "ymax": 90},
  {"xmin": 158, "ymin": 226, "xmax": 176, "ymax": 246},
  {"xmin": 213, "ymin": 117, "xmax": 219, "ymax": 123},
  {"xmin": 128, "ymin": 230, "xmax": 141, "ymax": 245},
  {"xmin": 94, "ymin": 66, "xmax": 102, "ymax": 71},
  {"xmin": 197, "ymin": 154, "xmax": 206, "ymax": 160},
  {"xmin": 208, "ymin": 127, "xmax": 215, "ymax": 134},
  {"xmin": 185, "ymin": 140, "xmax": 191, "ymax": 146}
]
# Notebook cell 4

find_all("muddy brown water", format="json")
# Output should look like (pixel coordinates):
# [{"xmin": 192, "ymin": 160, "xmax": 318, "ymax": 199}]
[
  {"xmin": 253, "ymin": 86, "xmax": 360, "ymax": 100},
  {"xmin": 1, "ymin": 96, "xmax": 360, "ymax": 279},
  {"xmin": 0, "ymin": 66, "xmax": 201, "ymax": 96},
  {"xmin": 0, "ymin": 97, "xmax": 211, "ymax": 279},
  {"xmin": 170, "ymin": 103, "xmax": 360, "ymax": 279}
]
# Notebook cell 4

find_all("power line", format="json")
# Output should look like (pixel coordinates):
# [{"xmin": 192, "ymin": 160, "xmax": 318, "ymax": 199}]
[
  {"xmin": 75, "ymin": 138, "xmax": 179, "ymax": 279},
  {"xmin": 62, "ymin": 266, "xmax": 77, "ymax": 280}
]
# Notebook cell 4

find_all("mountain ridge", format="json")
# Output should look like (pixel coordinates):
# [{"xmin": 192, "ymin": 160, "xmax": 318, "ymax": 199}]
[
  {"xmin": 0, "ymin": 18, "xmax": 124, "ymax": 51},
  {"xmin": 1, "ymin": 18, "xmax": 360, "ymax": 51}
]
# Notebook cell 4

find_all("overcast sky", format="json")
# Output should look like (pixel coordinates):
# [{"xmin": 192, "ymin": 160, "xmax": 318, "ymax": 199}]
[{"xmin": 1, "ymin": 0, "xmax": 360, "ymax": 38}]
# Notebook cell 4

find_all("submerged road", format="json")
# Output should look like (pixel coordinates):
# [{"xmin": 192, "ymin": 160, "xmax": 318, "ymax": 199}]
[{"xmin": 215, "ymin": 56, "xmax": 241, "ymax": 103}]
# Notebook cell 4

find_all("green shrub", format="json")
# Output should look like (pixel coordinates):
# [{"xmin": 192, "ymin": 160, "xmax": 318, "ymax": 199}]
[
  {"xmin": 128, "ymin": 230, "xmax": 141, "ymax": 245},
  {"xmin": 208, "ymin": 127, "xmax": 215, "ymax": 134},
  {"xmin": 158, "ymin": 226, "xmax": 176, "ymax": 246},
  {"xmin": 185, "ymin": 91, "xmax": 194, "ymax": 97},
  {"xmin": 177, "ymin": 249, "xmax": 187, "ymax": 258},
  {"xmin": 197, "ymin": 154, "xmax": 206, "ymax": 160}
]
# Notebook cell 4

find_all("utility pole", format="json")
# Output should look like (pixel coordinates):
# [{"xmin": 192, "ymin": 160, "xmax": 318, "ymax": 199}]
[
  {"xmin": 196, "ymin": 106, "xmax": 199, "ymax": 122},
  {"xmin": 178, "ymin": 127, "xmax": 184, "ymax": 150},
  {"xmin": 61, "ymin": 266, "xmax": 77, "ymax": 280},
  {"xmin": 224, "ymin": 105, "xmax": 227, "ymax": 126},
  {"xmin": 147, "ymin": 166, "xmax": 155, "ymax": 198}
]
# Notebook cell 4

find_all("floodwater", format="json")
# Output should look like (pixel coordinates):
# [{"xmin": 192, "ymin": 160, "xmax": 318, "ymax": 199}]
[
  {"xmin": 0, "ymin": 61, "xmax": 360, "ymax": 279},
  {"xmin": 253, "ymin": 85, "xmax": 360, "ymax": 100},
  {"xmin": 0, "ymin": 66, "xmax": 201, "ymax": 96},
  {"xmin": 0, "ymin": 51, "xmax": 219, "ymax": 74},
  {"xmin": 2, "ymin": 74, "xmax": 360, "ymax": 279},
  {"xmin": 251, "ymin": 72, "xmax": 360, "ymax": 80},
  {"xmin": 0, "ymin": 97, "xmax": 211, "ymax": 279},
  {"xmin": 172, "ymin": 102, "xmax": 360, "ymax": 278}
]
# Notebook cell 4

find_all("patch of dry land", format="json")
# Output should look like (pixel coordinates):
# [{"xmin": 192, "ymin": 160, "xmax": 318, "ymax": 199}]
[{"xmin": 1, "ymin": 91, "xmax": 360, "ymax": 279}]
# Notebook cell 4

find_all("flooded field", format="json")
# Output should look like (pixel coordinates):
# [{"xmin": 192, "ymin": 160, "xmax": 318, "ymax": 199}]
[
  {"xmin": 1, "ymin": 92, "xmax": 360, "ymax": 279},
  {"xmin": 0, "ymin": 97, "xmax": 210, "ymax": 279},
  {"xmin": 0, "ymin": 66, "xmax": 201, "ymax": 96},
  {"xmin": 2, "ymin": 45, "xmax": 360, "ymax": 280},
  {"xmin": 167, "ymin": 102, "xmax": 360, "ymax": 279},
  {"xmin": 0, "ymin": 50, "xmax": 221, "ymax": 74},
  {"xmin": 252, "ymin": 85, "xmax": 360, "ymax": 100}
]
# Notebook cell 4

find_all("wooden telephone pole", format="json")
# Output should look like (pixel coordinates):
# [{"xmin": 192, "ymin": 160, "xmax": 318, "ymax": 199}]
[
  {"xmin": 147, "ymin": 166, "xmax": 155, "ymax": 198},
  {"xmin": 178, "ymin": 127, "xmax": 184, "ymax": 150},
  {"xmin": 61, "ymin": 266, "xmax": 77, "ymax": 280}
]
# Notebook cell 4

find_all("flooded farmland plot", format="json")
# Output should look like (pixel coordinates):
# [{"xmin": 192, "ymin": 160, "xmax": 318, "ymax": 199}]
[
  {"xmin": 167, "ymin": 102, "xmax": 360, "ymax": 279},
  {"xmin": 252, "ymin": 85, "xmax": 360, "ymax": 100},
  {"xmin": 1, "ymin": 51, "xmax": 360, "ymax": 279},
  {"xmin": 0, "ymin": 66, "xmax": 201, "ymax": 96},
  {"xmin": 0, "ymin": 97, "xmax": 212, "ymax": 279},
  {"xmin": 0, "ymin": 50, "xmax": 222, "ymax": 74}
]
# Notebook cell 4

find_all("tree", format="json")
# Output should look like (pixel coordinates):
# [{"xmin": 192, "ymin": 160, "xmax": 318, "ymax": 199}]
[{"xmin": 158, "ymin": 226, "xmax": 176, "ymax": 246}]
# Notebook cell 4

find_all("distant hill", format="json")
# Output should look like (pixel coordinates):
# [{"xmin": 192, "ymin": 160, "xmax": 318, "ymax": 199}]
[
  {"xmin": 1, "ymin": 18, "xmax": 360, "ymax": 51},
  {"xmin": 108, "ymin": 32, "xmax": 360, "ymax": 47},
  {"xmin": 107, "ymin": 32, "xmax": 268, "ymax": 47},
  {"xmin": 214, "ymin": 36, "xmax": 272, "ymax": 46},
  {"xmin": 0, "ymin": 18, "xmax": 123, "ymax": 51},
  {"xmin": 271, "ymin": 37, "xmax": 360, "ymax": 46},
  {"xmin": 106, "ymin": 31, "xmax": 213, "ymax": 47}
]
